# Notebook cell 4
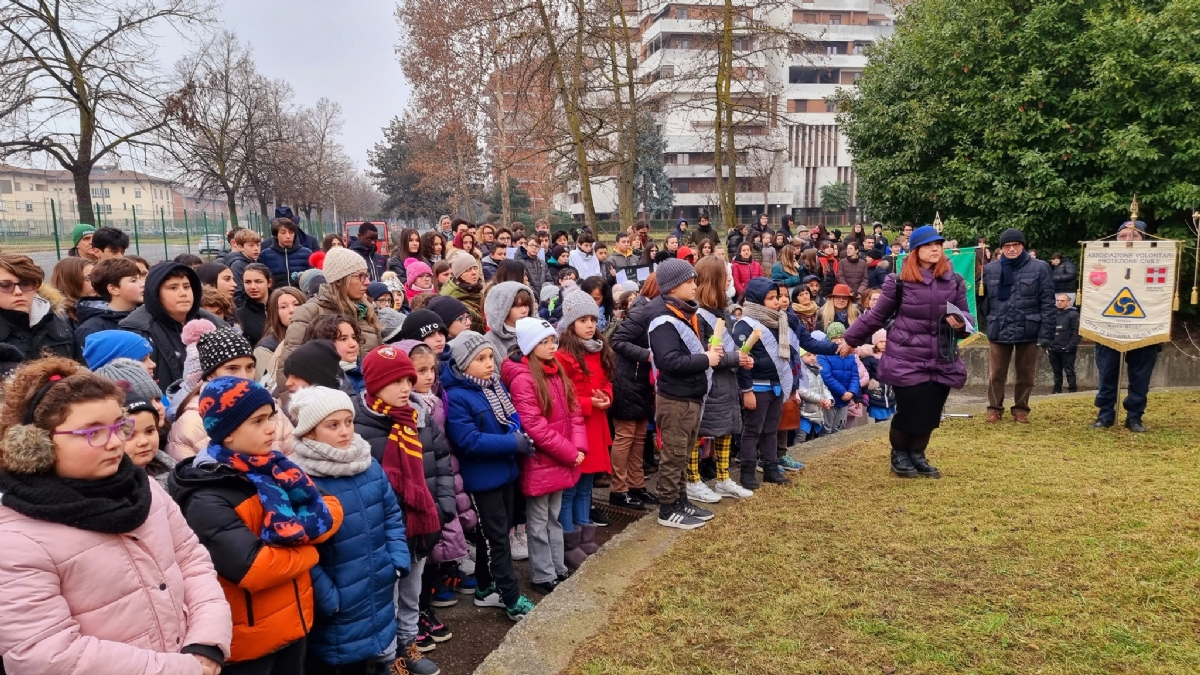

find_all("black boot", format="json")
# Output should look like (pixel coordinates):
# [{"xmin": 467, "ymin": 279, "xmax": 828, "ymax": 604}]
[
  {"xmin": 908, "ymin": 449, "xmax": 941, "ymax": 479},
  {"xmin": 740, "ymin": 464, "xmax": 761, "ymax": 490},
  {"xmin": 890, "ymin": 448, "xmax": 918, "ymax": 478},
  {"xmin": 1125, "ymin": 418, "xmax": 1147, "ymax": 433}
]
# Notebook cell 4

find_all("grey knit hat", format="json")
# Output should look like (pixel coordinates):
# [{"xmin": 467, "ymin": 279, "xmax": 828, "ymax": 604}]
[
  {"xmin": 619, "ymin": 280, "xmax": 640, "ymax": 294},
  {"xmin": 95, "ymin": 357, "xmax": 161, "ymax": 404},
  {"xmin": 377, "ymin": 307, "xmax": 405, "ymax": 343},
  {"xmin": 655, "ymin": 258, "xmax": 697, "ymax": 293},
  {"xmin": 197, "ymin": 327, "xmax": 254, "ymax": 377},
  {"xmin": 485, "ymin": 281, "xmax": 534, "ymax": 331},
  {"xmin": 448, "ymin": 330, "xmax": 494, "ymax": 373},
  {"xmin": 539, "ymin": 284, "xmax": 560, "ymax": 304},
  {"xmin": 557, "ymin": 289, "xmax": 600, "ymax": 335}
]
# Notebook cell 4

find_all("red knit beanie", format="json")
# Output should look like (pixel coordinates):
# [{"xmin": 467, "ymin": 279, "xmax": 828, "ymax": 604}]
[{"xmin": 362, "ymin": 345, "xmax": 416, "ymax": 396}]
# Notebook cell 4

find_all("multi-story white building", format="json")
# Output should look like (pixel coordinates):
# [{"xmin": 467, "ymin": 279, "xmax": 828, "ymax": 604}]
[{"xmin": 557, "ymin": 0, "xmax": 896, "ymax": 227}]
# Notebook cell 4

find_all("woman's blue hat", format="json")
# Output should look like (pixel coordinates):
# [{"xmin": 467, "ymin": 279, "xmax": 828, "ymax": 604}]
[{"xmin": 908, "ymin": 225, "xmax": 945, "ymax": 250}]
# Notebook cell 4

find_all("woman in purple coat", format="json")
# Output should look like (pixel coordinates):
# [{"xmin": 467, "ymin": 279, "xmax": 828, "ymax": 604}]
[{"xmin": 842, "ymin": 226, "xmax": 972, "ymax": 479}]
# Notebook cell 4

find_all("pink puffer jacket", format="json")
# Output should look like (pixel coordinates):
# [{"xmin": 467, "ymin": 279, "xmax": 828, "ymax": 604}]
[
  {"xmin": 501, "ymin": 356, "xmax": 586, "ymax": 498},
  {"xmin": 0, "ymin": 480, "xmax": 232, "ymax": 675},
  {"xmin": 167, "ymin": 391, "xmax": 295, "ymax": 461}
]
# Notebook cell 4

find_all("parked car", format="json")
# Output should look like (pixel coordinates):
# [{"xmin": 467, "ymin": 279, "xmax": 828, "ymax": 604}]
[{"xmin": 199, "ymin": 234, "xmax": 228, "ymax": 255}]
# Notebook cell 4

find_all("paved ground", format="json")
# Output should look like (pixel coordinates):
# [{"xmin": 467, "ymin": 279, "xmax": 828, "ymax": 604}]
[{"xmin": 27, "ymin": 245, "xmax": 201, "ymax": 276}]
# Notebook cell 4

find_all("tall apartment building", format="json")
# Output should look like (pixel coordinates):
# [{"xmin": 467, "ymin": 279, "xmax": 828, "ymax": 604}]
[{"xmin": 556, "ymin": 0, "xmax": 896, "ymax": 227}]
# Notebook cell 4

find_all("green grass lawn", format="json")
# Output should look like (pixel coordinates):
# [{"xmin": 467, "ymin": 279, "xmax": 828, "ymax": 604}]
[{"xmin": 568, "ymin": 392, "xmax": 1200, "ymax": 675}]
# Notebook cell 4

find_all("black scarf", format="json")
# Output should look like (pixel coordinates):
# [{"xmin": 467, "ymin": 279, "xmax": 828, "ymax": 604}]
[
  {"xmin": 0, "ymin": 455, "xmax": 152, "ymax": 533},
  {"xmin": 997, "ymin": 250, "xmax": 1029, "ymax": 302}
]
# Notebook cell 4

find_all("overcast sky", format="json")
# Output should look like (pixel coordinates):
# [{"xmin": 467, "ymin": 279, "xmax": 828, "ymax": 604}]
[{"xmin": 168, "ymin": 0, "xmax": 411, "ymax": 170}]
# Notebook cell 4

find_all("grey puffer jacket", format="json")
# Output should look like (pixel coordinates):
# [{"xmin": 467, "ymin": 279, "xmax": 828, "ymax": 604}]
[
  {"xmin": 697, "ymin": 306, "xmax": 743, "ymax": 438},
  {"xmin": 982, "ymin": 253, "xmax": 1056, "ymax": 345}
]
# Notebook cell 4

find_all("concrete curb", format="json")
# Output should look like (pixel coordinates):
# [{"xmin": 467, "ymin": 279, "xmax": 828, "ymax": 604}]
[{"xmin": 472, "ymin": 387, "xmax": 1197, "ymax": 675}]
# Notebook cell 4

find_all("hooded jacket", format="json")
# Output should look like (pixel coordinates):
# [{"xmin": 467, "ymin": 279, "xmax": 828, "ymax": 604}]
[
  {"xmin": 440, "ymin": 362, "xmax": 525, "ymax": 494},
  {"xmin": 273, "ymin": 207, "xmax": 320, "ymax": 251},
  {"xmin": 733, "ymin": 278, "xmax": 837, "ymax": 391},
  {"xmin": 515, "ymin": 246, "xmax": 549, "ymax": 297},
  {"xmin": 348, "ymin": 236, "xmax": 387, "ymax": 282},
  {"xmin": 500, "ymin": 356, "xmax": 585, "ymax": 497},
  {"xmin": 259, "ymin": 239, "xmax": 312, "ymax": 290},
  {"xmin": 0, "ymin": 285, "xmax": 77, "ymax": 362},
  {"xmin": 225, "ymin": 251, "xmax": 254, "ymax": 304},
  {"xmin": 73, "ymin": 296, "xmax": 131, "ymax": 347},
  {"xmin": 610, "ymin": 294, "xmax": 655, "ymax": 420},
  {"xmin": 0, "ymin": 480, "xmax": 232, "ymax": 675},
  {"xmin": 120, "ymin": 262, "xmax": 226, "ymax": 392},
  {"xmin": 170, "ymin": 458, "xmax": 344, "ymax": 663}
]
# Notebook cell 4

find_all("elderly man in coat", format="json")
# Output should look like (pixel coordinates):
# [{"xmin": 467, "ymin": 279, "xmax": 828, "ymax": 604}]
[{"xmin": 982, "ymin": 228, "xmax": 1056, "ymax": 423}]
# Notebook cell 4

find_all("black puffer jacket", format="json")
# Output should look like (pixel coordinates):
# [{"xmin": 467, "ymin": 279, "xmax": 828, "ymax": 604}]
[
  {"xmin": 982, "ymin": 252, "xmax": 1056, "ymax": 345},
  {"xmin": 119, "ymin": 262, "xmax": 226, "ymax": 391},
  {"xmin": 354, "ymin": 395, "xmax": 456, "ymax": 526},
  {"xmin": 0, "ymin": 288, "xmax": 77, "ymax": 362},
  {"xmin": 1051, "ymin": 258, "xmax": 1078, "ymax": 294},
  {"xmin": 73, "ymin": 297, "xmax": 130, "ymax": 348},
  {"xmin": 610, "ymin": 294, "xmax": 655, "ymax": 420}
]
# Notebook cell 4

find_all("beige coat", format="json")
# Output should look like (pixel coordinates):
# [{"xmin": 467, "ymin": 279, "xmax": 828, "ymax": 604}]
[{"xmin": 271, "ymin": 284, "xmax": 381, "ymax": 385}]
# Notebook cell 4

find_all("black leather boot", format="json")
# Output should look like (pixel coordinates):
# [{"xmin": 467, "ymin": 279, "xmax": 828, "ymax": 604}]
[
  {"xmin": 740, "ymin": 464, "xmax": 761, "ymax": 490},
  {"xmin": 908, "ymin": 449, "xmax": 941, "ymax": 479},
  {"xmin": 890, "ymin": 448, "xmax": 918, "ymax": 478}
]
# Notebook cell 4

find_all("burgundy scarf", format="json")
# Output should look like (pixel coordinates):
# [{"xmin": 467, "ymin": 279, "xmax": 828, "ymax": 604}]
[{"xmin": 367, "ymin": 395, "xmax": 442, "ymax": 538}]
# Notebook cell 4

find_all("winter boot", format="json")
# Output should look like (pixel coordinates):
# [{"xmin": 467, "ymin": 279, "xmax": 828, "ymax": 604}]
[
  {"xmin": 908, "ymin": 449, "xmax": 941, "ymax": 479},
  {"xmin": 563, "ymin": 529, "xmax": 588, "ymax": 568},
  {"xmin": 890, "ymin": 448, "xmax": 918, "ymax": 478},
  {"xmin": 579, "ymin": 523, "xmax": 600, "ymax": 555},
  {"xmin": 740, "ymin": 463, "xmax": 761, "ymax": 490}
]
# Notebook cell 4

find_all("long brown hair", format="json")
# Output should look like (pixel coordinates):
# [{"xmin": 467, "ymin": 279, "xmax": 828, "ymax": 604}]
[
  {"xmin": 558, "ymin": 319, "xmax": 615, "ymax": 381},
  {"xmin": 391, "ymin": 228, "xmax": 421, "ymax": 262},
  {"xmin": 49, "ymin": 256, "xmax": 91, "ymax": 321},
  {"xmin": 800, "ymin": 248, "xmax": 821, "ymax": 274},
  {"xmin": 778, "ymin": 245, "xmax": 799, "ymax": 276},
  {"xmin": 900, "ymin": 242, "xmax": 952, "ymax": 283},
  {"xmin": 264, "ymin": 287, "xmax": 307, "ymax": 343},
  {"xmin": 526, "ymin": 348, "xmax": 578, "ymax": 417},
  {"xmin": 329, "ymin": 276, "xmax": 381, "ymax": 333},
  {"xmin": 694, "ymin": 256, "xmax": 728, "ymax": 312}
]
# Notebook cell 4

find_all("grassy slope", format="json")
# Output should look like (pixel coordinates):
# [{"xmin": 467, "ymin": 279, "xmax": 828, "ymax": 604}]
[{"xmin": 568, "ymin": 392, "xmax": 1200, "ymax": 675}]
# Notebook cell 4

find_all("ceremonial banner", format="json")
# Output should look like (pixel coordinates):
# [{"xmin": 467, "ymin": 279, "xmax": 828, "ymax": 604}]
[
  {"xmin": 1078, "ymin": 240, "xmax": 1178, "ymax": 351},
  {"xmin": 896, "ymin": 246, "xmax": 979, "ymax": 343}
]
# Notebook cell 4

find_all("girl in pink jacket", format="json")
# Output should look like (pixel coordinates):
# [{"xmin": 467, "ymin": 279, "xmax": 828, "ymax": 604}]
[
  {"xmin": 499, "ymin": 317, "xmax": 587, "ymax": 593},
  {"xmin": 0, "ymin": 357, "xmax": 231, "ymax": 675}
]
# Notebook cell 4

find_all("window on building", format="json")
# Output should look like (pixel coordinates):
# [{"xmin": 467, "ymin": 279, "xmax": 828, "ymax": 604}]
[
  {"xmin": 25, "ymin": 201, "xmax": 33, "ymax": 212},
  {"xmin": 677, "ymin": 7, "xmax": 688, "ymax": 19},
  {"xmin": 677, "ymin": 181, "xmax": 689, "ymax": 193},
  {"xmin": 120, "ymin": 186, "xmax": 126, "ymax": 194},
  {"xmin": 825, "ymin": 44, "xmax": 841, "ymax": 55},
  {"xmin": 853, "ymin": 71, "xmax": 863, "ymax": 81},
  {"xmin": 677, "ymin": 153, "xmax": 689, "ymax": 165},
  {"xmin": 733, "ymin": 37, "xmax": 750, "ymax": 51},
  {"xmin": 803, "ymin": 13, "xmax": 816, "ymax": 23},
  {"xmin": 0, "ymin": 180, "xmax": 11, "ymax": 194},
  {"xmin": 675, "ymin": 37, "xmax": 689, "ymax": 49},
  {"xmin": 825, "ymin": 100, "xmax": 839, "ymax": 113},
  {"xmin": 829, "ymin": 14, "xmax": 841, "ymax": 25},
  {"xmin": 854, "ymin": 44, "xmax": 865, "ymax": 55},
  {"xmin": 91, "ymin": 187, "xmax": 110, "ymax": 198},
  {"xmin": 819, "ymin": 69, "xmax": 838, "ymax": 84},
  {"xmin": 747, "ymin": 67, "xmax": 761, "ymax": 80},
  {"xmin": 135, "ymin": 189, "xmax": 142, "ymax": 198},
  {"xmin": 0, "ymin": 201, "xmax": 6, "ymax": 212}
]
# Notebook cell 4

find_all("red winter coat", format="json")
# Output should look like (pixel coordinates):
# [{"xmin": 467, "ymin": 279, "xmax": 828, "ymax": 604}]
[
  {"xmin": 556, "ymin": 349, "xmax": 613, "ymax": 474},
  {"xmin": 501, "ymin": 356, "xmax": 586, "ymax": 497},
  {"xmin": 731, "ymin": 256, "xmax": 763, "ymax": 297}
]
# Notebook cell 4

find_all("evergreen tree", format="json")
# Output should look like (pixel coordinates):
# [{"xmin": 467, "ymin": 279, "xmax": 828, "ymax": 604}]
[{"xmin": 633, "ymin": 114, "xmax": 674, "ymax": 218}]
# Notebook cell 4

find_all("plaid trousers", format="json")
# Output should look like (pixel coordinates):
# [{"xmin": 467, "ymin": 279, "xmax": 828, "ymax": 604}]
[{"xmin": 689, "ymin": 435, "xmax": 733, "ymax": 483}]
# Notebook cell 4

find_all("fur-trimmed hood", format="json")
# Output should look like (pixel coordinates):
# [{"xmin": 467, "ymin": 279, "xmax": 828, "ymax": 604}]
[{"xmin": 31, "ymin": 286, "xmax": 67, "ymax": 326}]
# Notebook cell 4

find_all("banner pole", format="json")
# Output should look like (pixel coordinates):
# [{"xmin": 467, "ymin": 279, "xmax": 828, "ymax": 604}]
[{"xmin": 1116, "ymin": 355, "xmax": 1125, "ymax": 428}]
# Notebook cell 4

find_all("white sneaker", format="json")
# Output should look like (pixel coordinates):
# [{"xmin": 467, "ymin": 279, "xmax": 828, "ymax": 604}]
[
  {"xmin": 714, "ymin": 479, "xmax": 754, "ymax": 499},
  {"xmin": 457, "ymin": 557, "xmax": 476, "ymax": 577},
  {"xmin": 686, "ymin": 481, "xmax": 722, "ymax": 504},
  {"xmin": 510, "ymin": 524, "xmax": 529, "ymax": 561}
]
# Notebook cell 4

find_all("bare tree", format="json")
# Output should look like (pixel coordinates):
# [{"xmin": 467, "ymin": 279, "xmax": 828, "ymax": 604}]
[
  {"xmin": 241, "ymin": 76, "xmax": 296, "ymax": 224},
  {"xmin": 163, "ymin": 30, "xmax": 259, "ymax": 228},
  {"xmin": 0, "ymin": 0, "xmax": 213, "ymax": 224}
]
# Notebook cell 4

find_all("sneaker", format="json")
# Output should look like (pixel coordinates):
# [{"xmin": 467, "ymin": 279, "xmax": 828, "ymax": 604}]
[
  {"xmin": 457, "ymin": 557, "xmax": 475, "ymax": 576},
  {"xmin": 398, "ymin": 641, "xmax": 441, "ymax": 675},
  {"xmin": 714, "ymin": 479, "xmax": 753, "ymax": 499},
  {"xmin": 530, "ymin": 579, "xmax": 559, "ymax": 594},
  {"xmin": 590, "ymin": 507, "xmax": 612, "ymax": 526},
  {"xmin": 510, "ymin": 525, "xmax": 529, "ymax": 561},
  {"xmin": 440, "ymin": 566, "xmax": 477, "ymax": 596},
  {"xmin": 657, "ymin": 503, "xmax": 706, "ymax": 530},
  {"xmin": 686, "ymin": 480, "xmax": 722, "ymax": 504},
  {"xmin": 420, "ymin": 608, "xmax": 452, "ymax": 643},
  {"xmin": 679, "ymin": 498, "xmax": 715, "ymax": 521},
  {"xmin": 629, "ymin": 487, "xmax": 660, "ymax": 505},
  {"xmin": 414, "ymin": 630, "xmax": 436, "ymax": 652},
  {"xmin": 473, "ymin": 584, "xmax": 505, "ymax": 608},
  {"xmin": 756, "ymin": 461, "xmax": 764, "ymax": 473},
  {"xmin": 779, "ymin": 455, "xmax": 805, "ymax": 472},
  {"xmin": 429, "ymin": 583, "xmax": 457, "ymax": 608},
  {"xmin": 506, "ymin": 595, "xmax": 536, "ymax": 621}
]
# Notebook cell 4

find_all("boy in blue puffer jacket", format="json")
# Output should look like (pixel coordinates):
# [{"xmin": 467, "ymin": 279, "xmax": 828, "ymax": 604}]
[
  {"xmin": 817, "ymin": 322, "xmax": 860, "ymax": 433},
  {"xmin": 441, "ymin": 331, "xmax": 537, "ymax": 622},
  {"xmin": 286, "ymin": 385, "xmax": 413, "ymax": 674}
]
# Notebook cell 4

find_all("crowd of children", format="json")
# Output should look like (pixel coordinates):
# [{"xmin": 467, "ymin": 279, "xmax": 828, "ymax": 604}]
[{"xmin": 0, "ymin": 212, "xmax": 924, "ymax": 675}]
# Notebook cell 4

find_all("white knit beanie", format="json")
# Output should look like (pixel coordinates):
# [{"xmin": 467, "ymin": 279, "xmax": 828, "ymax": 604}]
[
  {"xmin": 289, "ymin": 386, "xmax": 356, "ymax": 438},
  {"xmin": 557, "ymin": 289, "xmax": 600, "ymax": 335},
  {"xmin": 322, "ymin": 247, "xmax": 368, "ymax": 284},
  {"xmin": 515, "ymin": 317, "xmax": 557, "ymax": 356}
]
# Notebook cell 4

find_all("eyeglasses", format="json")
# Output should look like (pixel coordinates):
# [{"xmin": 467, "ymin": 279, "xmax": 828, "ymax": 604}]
[
  {"xmin": 1001, "ymin": 242, "xmax": 1023, "ymax": 250},
  {"xmin": 53, "ymin": 418, "xmax": 136, "ymax": 447},
  {"xmin": 456, "ymin": 313, "xmax": 472, "ymax": 324},
  {"xmin": 0, "ymin": 280, "xmax": 37, "ymax": 294},
  {"xmin": 350, "ymin": 272, "xmax": 370, "ymax": 283}
]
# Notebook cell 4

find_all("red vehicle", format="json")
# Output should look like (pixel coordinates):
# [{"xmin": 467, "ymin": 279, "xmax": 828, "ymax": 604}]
[{"xmin": 344, "ymin": 221, "xmax": 390, "ymax": 256}]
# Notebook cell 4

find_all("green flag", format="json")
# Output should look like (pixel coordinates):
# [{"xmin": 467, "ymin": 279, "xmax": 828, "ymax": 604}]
[{"xmin": 896, "ymin": 246, "xmax": 980, "ymax": 341}]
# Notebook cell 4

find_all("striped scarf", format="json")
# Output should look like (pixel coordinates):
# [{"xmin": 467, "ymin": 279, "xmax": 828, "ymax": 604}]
[
  {"xmin": 366, "ymin": 396, "xmax": 442, "ymax": 538},
  {"xmin": 461, "ymin": 372, "xmax": 518, "ymax": 430}
]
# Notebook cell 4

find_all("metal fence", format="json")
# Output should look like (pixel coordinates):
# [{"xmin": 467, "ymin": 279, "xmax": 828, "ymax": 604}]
[{"xmin": 0, "ymin": 198, "xmax": 342, "ymax": 263}]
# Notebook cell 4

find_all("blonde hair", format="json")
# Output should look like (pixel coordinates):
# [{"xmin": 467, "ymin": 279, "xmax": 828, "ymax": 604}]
[{"xmin": 819, "ymin": 297, "xmax": 860, "ymax": 329}]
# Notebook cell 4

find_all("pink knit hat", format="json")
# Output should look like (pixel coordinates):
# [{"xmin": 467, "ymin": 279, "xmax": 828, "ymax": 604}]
[{"xmin": 872, "ymin": 329, "xmax": 887, "ymax": 345}]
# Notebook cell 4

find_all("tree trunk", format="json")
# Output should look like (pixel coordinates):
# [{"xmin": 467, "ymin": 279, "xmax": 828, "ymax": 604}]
[
  {"xmin": 608, "ymin": 0, "xmax": 636, "ymax": 232},
  {"xmin": 452, "ymin": 139, "xmax": 475, "ymax": 223},
  {"xmin": 499, "ymin": 166, "xmax": 511, "ymax": 228},
  {"xmin": 72, "ymin": 166, "xmax": 96, "ymax": 226},
  {"xmin": 225, "ymin": 187, "xmax": 240, "ymax": 229}
]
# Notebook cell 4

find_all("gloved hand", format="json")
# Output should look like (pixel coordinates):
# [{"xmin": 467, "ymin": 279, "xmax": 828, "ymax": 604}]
[
  {"xmin": 1038, "ymin": 340, "xmax": 1052, "ymax": 349},
  {"xmin": 515, "ymin": 432, "xmax": 535, "ymax": 456}
]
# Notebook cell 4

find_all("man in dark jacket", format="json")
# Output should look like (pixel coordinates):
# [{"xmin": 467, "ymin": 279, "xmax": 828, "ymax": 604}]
[
  {"xmin": 726, "ymin": 222, "xmax": 746, "ymax": 259},
  {"xmin": 645, "ymin": 259, "xmax": 722, "ymax": 530},
  {"xmin": 0, "ymin": 253, "xmax": 77, "ymax": 362},
  {"xmin": 75, "ymin": 257, "xmax": 143, "ymax": 347},
  {"xmin": 272, "ymin": 206, "xmax": 320, "ymax": 251},
  {"xmin": 1048, "ymin": 293, "xmax": 1080, "ymax": 394},
  {"xmin": 981, "ymin": 228, "xmax": 1056, "ymax": 423},
  {"xmin": 119, "ymin": 261, "xmax": 226, "ymax": 392},
  {"xmin": 865, "ymin": 249, "xmax": 890, "ymax": 289},
  {"xmin": 1050, "ymin": 253, "xmax": 1078, "ymax": 301},
  {"xmin": 688, "ymin": 214, "xmax": 720, "ymax": 250},
  {"xmin": 348, "ymin": 223, "xmax": 387, "ymax": 282},
  {"xmin": 258, "ymin": 217, "xmax": 312, "ymax": 290},
  {"xmin": 516, "ymin": 235, "xmax": 548, "ymax": 298}
]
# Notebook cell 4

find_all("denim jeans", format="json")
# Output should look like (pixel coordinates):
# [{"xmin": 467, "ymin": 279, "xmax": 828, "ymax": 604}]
[{"xmin": 558, "ymin": 472, "xmax": 594, "ymax": 532}]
